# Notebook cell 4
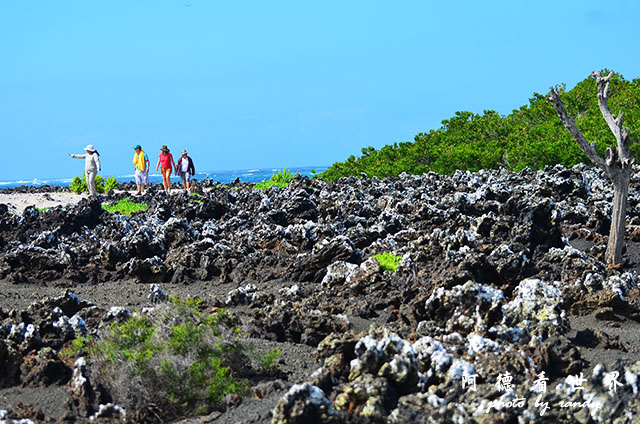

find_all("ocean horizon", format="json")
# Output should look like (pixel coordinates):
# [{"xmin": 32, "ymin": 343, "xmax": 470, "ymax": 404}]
[{"xmin": 0, "ymin": 166, "xmax": 328, "ymax": 189}]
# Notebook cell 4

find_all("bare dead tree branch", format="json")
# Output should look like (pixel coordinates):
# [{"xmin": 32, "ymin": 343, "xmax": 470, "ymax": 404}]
[
  {"xmin": 592, "ymin": 71, "xmax": 632, "ymax": 166},
  {"xmin": 547, "ymin": 87, "xmax": 606, "ymax": 169},
  {"xmin": 548, "ymin": 71, "xmax": 633, "ymax": 265}
]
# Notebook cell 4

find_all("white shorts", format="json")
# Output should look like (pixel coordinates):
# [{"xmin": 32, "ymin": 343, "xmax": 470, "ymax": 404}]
[{"xmin": 135, "ymin": 170, "xmax": 149, "ymax": 185}]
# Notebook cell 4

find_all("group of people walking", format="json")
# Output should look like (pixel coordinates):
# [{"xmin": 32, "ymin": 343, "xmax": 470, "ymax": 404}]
[
  {"xmin": 69, "ymin": 144, "xmax": 195, "ymax": 196},
  {"xmin": 154, "ymin": 145, "xmax": 195, "ymax": 194}
]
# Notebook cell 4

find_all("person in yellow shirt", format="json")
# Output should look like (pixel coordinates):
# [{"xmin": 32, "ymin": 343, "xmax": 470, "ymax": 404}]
[{"xmin": 133, "ymin": 145, "xmax": 150, "ymax": 195}]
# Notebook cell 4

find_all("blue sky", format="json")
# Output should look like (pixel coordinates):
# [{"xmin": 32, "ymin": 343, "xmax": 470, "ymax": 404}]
[{"xmin": 1, "ymin": 0, "xmax": 639, "ymax": 181}]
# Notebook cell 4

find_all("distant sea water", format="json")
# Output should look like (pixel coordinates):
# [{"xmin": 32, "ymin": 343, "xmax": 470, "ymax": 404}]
[{"xmin": 0, "ymin": 166, "xmax": 328, "ymax": 189}]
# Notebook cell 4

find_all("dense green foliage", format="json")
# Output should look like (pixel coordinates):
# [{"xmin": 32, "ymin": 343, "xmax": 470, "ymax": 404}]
[
  {"xmin": 69, "ymin": 175, "xmax": 118, "ymax": 194},
  {"xmin": 102, "ymin": 197, "xmax": 148, "ymax": 216},
  {"xmin": 319, "ymin": 72, "xmax": 640, "ymax": 181},
  {"xmin": 254, "ymin": 168, "xmax": 297, "ymax": 189},
  {"xmin": 85, "ymin": 297, "xmax": 248, "ymax": 418},
  {"xmin": 374, "ymin": 252, "xmax": 402, "ymax": 272}
]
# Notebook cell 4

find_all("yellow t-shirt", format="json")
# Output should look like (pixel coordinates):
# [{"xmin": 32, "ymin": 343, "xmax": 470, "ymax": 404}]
[{"xmin": 133, "ymin": 150, "xmax": 147, "ymax": 171}]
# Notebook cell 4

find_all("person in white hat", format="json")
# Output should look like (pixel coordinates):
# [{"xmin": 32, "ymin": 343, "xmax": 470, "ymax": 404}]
[
  {"xmin": 68, "ymin": 145, "xmax": 102, "ymax": 196},
  {"xmin": 176, "ymin": 149, "xmax": 195, "ymax": 192}
]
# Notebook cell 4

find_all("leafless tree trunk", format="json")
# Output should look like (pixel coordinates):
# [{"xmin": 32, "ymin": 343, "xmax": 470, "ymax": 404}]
[{"xmin": 548, "ymin": 71, "xmax": 633, "ymax": 266}]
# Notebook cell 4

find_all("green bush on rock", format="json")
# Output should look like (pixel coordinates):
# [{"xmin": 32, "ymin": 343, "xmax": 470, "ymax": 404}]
[
  {"xmin": 254, "ymin": 168, "xmax": 297, "ymax": 189},
  {"xmin": 84, "ymin": 297, "xmax": 249, "ymax": 419},
  {"xmin": 374, "ymin": 252, "xmax": 402, "ymax": 272}
]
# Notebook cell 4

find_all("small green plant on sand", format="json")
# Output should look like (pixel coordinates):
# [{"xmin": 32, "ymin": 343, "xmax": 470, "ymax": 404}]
[
  {"xmin": 84, "ymin": 297, "xmax": 248, "ymax": 420},
  {"xmin": 69, "ymin": 175, "xmax": 118, "ymax": 194},
  {"xmin": 69, "ymin": 175, "xmax": 88, "ymax": 194},
  {"xmin": 374, "ymin": 252, "xmax": 402, "ymax": 272},
  {"xmin": 258, "ymin": 348, "xmax": 282, "ymax": 374},
  {"xmin": 102, "ymin": 197, "xmax": 148, "ymax": 216},
  {"xmin": 254, "ymin": 168, "xmax": 297, "ymax": 190}
]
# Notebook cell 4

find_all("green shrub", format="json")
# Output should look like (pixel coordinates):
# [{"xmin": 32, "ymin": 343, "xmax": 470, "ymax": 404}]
[
  {"xmin": 60, "ymin": 335, "xmax": 92, "ymax": 360},
  {"xmin": 254, "ymin": 168, "xmax": 297, "ymax": 190},
  {"xmin": 318, "ymin": 71, "xmax": 640, "ymax": 180},
  {"xmin": 69, "ymin": 174, "xmax": 119, "ymax": 194},
  {"xmin": 104, "ymin": 176, "xmax": 118, "ymax": 192},
  {"xmin": 85, "ymin": 297, "xmax": 249, "ymax": 419},
  {"xmin": 258, "ymin": 348, "xmax": 282, "ymax": 373},
  {"xmin": 271, "ymin": 168, "xmax": 293, "ymax": 185},
  {"xmin": 374, "ymin": 252, "xmax": 402, "ymax": 272},
  {"xmin": 69, "ymin": 176, "xmax": 87, "ymax": 194},
  {"xmin": 102, "ymin": 197, "xmax": 148, "ymax": 216}
]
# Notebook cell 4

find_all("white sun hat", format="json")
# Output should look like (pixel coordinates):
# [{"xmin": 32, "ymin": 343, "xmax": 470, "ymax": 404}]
[{"xmin": 84, "ymin": 144, "xmax": 96, "ymax": 152}]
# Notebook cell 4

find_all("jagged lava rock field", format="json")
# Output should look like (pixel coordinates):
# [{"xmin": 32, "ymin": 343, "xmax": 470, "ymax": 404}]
[{"xmin": 2, "ymin": 164, "xmax": 640, "ymax": 423}]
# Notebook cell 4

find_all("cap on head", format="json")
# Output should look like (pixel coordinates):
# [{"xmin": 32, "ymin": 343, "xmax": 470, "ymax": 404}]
[{"xmin": 134, "ymin": 144, "xmax": 142, "ymax": 150}]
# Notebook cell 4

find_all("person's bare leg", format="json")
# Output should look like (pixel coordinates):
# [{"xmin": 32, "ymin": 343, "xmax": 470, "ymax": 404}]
[{"xmin": 164, "ymin": 169, "xmax": 171, "ymax": 191}]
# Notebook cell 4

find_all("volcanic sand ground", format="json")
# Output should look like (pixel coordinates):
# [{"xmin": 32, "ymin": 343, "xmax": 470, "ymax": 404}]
[{"xmin": 0, "ymin": 188, "xmax": 189, "ymax": 214}]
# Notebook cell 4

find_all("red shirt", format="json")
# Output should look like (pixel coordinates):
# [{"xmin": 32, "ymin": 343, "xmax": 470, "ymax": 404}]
[{"xmin": 159, "ymin": 153, "xmax": 173, "ymax": 169}]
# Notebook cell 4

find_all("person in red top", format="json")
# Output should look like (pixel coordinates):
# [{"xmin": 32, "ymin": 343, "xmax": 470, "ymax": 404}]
[{"xmin": 155, "ymin": 145, "xmax": 176, "ymax": 192}]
